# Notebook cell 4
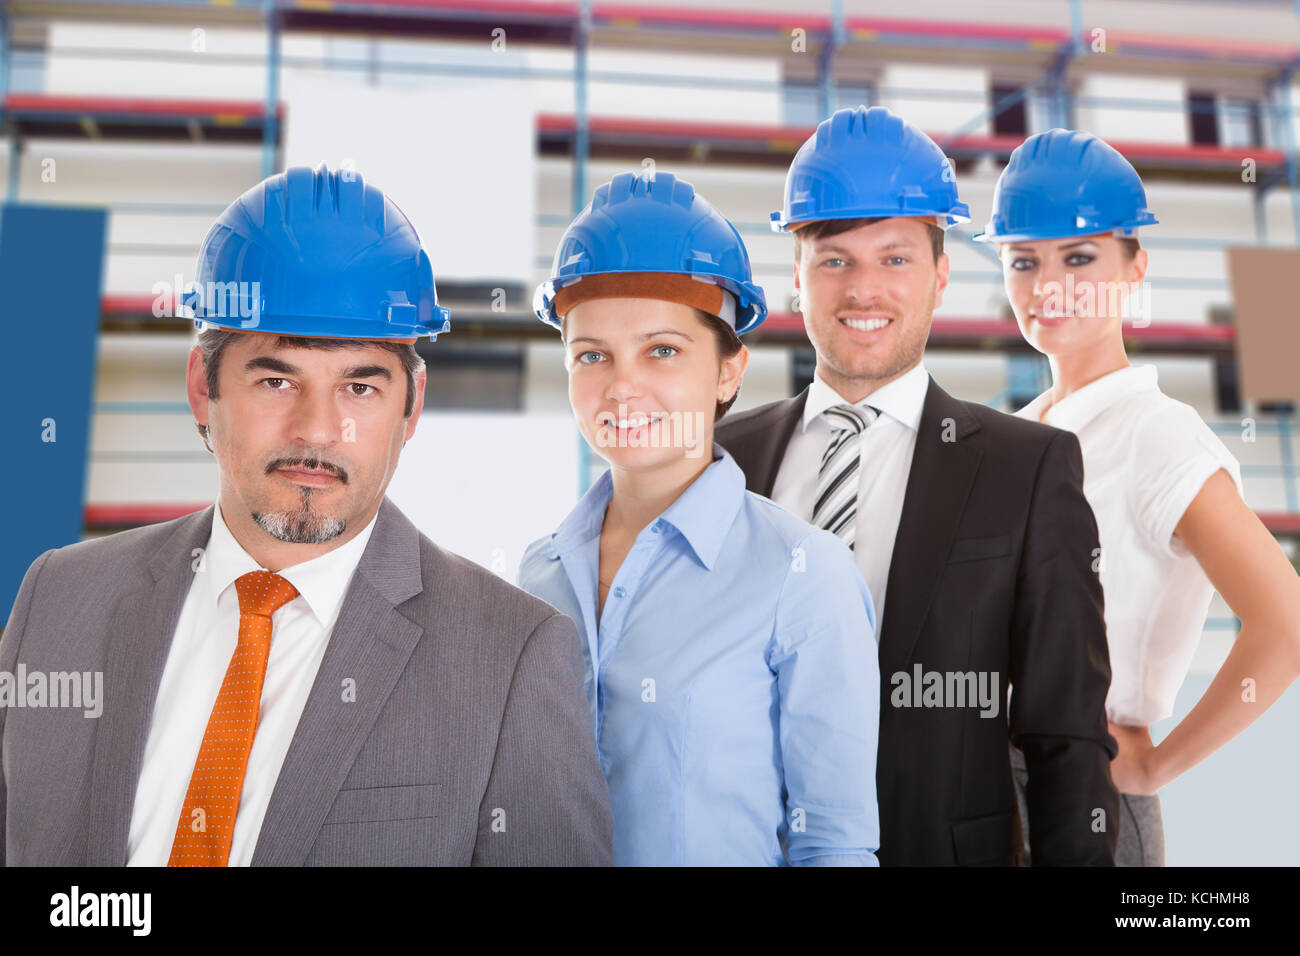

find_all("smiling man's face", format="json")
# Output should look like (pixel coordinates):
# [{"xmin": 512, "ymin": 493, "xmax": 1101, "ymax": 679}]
[
  {"xmin": 794, "ymin": 217, "xmax": 948, "ymax": 403},
  {"xmin": 187, "ymin": 332, "xmax": 425, "ymax": 564}
]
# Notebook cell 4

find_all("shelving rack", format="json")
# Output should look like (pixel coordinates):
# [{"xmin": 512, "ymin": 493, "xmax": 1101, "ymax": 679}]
[{"xmin": 2, "ymin": 0, "xmax": 1298, "ymax": 533}]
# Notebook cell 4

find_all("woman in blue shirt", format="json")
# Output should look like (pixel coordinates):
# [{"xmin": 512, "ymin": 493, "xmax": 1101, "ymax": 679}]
[{"xmin": 518, "ymin": 170, "xmax": 881, "ymax": 866}]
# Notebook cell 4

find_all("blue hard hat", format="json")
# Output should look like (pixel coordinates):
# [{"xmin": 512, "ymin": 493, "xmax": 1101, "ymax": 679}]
[
  {"xmin": 534, "ymin": 170, "xmax": 769, "ymax": 335},
  {"xmin": 184, "ymin": 162, "xmax": 451, "ymax": 340},
  {"xmin": 772, "ymin": 105, "xmax": 970, "ymax": 233},
  {"xmin": 974, "ymin": 128, "xmax": 1158, "ymax": 243}
]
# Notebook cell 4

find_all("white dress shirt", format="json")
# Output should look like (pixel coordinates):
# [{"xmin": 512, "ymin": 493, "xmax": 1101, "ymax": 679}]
[
  {"xmin": 126, "ymin": 500, "xmax": 380, "ymax": 866},
  {"xmin": 1014, "ymin": 364, "xmax": 1243, "ymax": 726},
  {"xmin": 771, "ymin": 361, "xmax": 930, "ymax": 638}
]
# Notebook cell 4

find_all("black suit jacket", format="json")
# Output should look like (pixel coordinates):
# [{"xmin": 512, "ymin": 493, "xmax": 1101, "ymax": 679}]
[{"xmin": 715, "ymin": 375, "xmax": 1118, "ymax": 865}]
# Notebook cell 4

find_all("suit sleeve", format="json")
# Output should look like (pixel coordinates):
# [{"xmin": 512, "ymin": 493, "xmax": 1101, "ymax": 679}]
[
  {"xmin": 1, "ymin": 548, "xmax": 56, "ymax": 868},
  {"xmin": 471, "ymin": 612, "xmax": 613, "ymax": 866},
  {"xmin": 1008, "ymin": 430, "xmax": 1119, "ymax": 866}
]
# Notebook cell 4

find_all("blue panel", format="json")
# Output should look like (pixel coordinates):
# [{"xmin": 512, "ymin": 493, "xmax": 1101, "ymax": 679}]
[{"xmin": 1, "ymin": 203, "xmax": 106, "ymax": 623}]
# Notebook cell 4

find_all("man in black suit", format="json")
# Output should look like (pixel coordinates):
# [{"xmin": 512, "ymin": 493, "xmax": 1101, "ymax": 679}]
[{"xmin": 716, "ymin": 106, "xmax": 1117, "ymax": 865}]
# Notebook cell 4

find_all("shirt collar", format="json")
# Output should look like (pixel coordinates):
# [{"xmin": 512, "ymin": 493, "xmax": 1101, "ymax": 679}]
[
  {"xmin": 801, "ymin": 360, "xmax": 930, "ymax": 433},
  {"xmin": 1038, "ymin": 364, "xmax": 1159, "ymax": 432},
  {"xmin": 548, "ymin": 442, "xmax": 746, "ymax": 572},
  {"xmin": 204, "ymin": 499, "xmax": 381, "ymax": 627}
]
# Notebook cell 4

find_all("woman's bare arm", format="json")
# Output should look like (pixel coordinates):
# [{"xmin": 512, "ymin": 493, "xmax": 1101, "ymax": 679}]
[{"xmin": 1109, "ymin": 469, "xmax": 1300, "ymax": 794}]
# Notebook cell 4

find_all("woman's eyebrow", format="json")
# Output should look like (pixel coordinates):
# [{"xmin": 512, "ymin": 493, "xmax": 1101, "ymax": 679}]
[
  {"xmin": 568, "ymin": 329, "xmax": 694, "ymax": 346},
  {"xmin": 639, "ymin": 329, "xmax": 693, "ymax": 341}
]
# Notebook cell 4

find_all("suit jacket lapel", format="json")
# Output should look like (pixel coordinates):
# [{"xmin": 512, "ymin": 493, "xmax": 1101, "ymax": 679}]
[
  {"xmin": 725, "ymin": 387, "xmax": 808, "ymax": 498},
  {"xmin": 879, "ymin": 376, "xmax": 983, "ymax": 675},
  {"xmin": 88, "ymin": 505, "xmax": 215, "ymax": 865},
  {"xmin": 252, "ymin": 496, "xmax": 425, "ymax": 866}
]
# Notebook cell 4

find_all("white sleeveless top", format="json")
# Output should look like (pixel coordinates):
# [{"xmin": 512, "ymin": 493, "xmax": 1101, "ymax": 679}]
[{"xmin": 1014, "ymin": 365, "xmax": 1243, "ymax": 726}]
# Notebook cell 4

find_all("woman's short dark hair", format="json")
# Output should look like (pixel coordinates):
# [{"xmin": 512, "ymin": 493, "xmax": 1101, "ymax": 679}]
[{"xmin": 693, "ymin": 308, "xmax": 745, "ymax": 422}]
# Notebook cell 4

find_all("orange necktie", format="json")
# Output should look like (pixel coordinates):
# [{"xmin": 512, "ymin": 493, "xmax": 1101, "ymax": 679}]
[{"xmin": 167, "ymin": 569, "xmax": 299, "ymax": 867}]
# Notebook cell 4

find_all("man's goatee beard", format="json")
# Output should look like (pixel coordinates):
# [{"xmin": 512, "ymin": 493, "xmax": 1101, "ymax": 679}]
[{"xmin": 252, "ymin": 498, "xmax": 346, "ymax": 544}]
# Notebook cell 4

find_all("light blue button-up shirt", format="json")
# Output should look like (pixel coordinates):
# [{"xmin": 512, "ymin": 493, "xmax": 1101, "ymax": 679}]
[{"xmin": 518, "ymin": 443, "xmax": 880, "ymax": 866}]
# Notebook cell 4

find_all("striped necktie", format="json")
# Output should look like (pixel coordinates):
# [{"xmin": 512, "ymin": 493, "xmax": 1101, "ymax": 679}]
[{"xmin": 811, "ymin": 403, "xmax": 879, "ymax": 550}]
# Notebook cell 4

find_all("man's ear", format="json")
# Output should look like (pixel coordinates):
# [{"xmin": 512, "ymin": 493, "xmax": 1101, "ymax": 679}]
[
  {"xmin": 932, "ymin": 251, "xmax": 951, "ymax": 310},
  {"xmin": 405, "ymin": 366, "xmax": 427, "ymax": 442},
  {"xmin": 186, "ymin": 345, "xmax": 210, "ymax": 425},
  {"xmin": 792, "ymin": 253, "xmax": 803, "ymax": 316}
]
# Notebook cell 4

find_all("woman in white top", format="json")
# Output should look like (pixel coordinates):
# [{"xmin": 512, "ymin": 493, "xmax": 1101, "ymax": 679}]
[{"xmin": 976, "ymin": 128, "xmax": 1300, "ymax": 865}]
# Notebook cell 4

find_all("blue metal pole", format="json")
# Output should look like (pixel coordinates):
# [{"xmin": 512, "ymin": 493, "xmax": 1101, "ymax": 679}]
[
  {"xmin": 1279, "ymin": 411, "xmax": 1299, "ymax": 513},
  {"xmin": 1069, "ymin": 0, "xmax": 1085, "ymax": 53},
  {"xmin": 262, "ymin": 0, "xmax": 280, "ymax": 179},
  {"xmin": 575, "ymin": 0, "xmax": 592, "ymax": 496},
  {"xmin": 1253, "ymin": 182, "xmax": 1269, "ymax": 242},
  {"xmin": 1276, "ymin": 70, "xmax": 1300, "ymax": 242},
  {"xmin": 1, "ymin": 4, "xmax": 15, "ymax": 202},
  {"xmin": 1045, "ymin": 56, "xmax": 1069, "ymax": 129},
  {"xmin": 1048, "ymin": 0, "xmax": 1085, "ymax": 128},
  {"xmin": 819, "ymin": 0, "xmax": 844, "ymax": 119},
  {"xmin": 574, "ymin": 0, "xmax": 590, "ymax": 210}
]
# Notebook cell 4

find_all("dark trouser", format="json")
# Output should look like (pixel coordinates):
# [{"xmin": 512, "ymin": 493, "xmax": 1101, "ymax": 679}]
[{"xmin": 1009, "ymin": 743, "xmax": 1165, "ymax": 866}]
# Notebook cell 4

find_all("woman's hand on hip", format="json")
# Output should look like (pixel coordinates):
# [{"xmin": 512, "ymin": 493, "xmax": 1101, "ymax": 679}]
[{"xmin": 1107, "ymin": 721, "xmax": 1160, "ymax": 795}]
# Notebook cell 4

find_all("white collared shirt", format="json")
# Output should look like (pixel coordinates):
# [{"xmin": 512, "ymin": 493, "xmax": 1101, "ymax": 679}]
[
  {"xmin": 126, "ymin": 500, "xmax": 380, "ymax": 866},
  {"xmin": 771, "ymin": 361, "xmax": 931, "ymax": 638},
  {"xmin": 1014, "ymin": 364, "xmax": 1243, "ymax": 726}
]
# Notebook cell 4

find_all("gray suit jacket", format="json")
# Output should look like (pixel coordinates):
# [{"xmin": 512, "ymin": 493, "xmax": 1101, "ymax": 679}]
[{"xmin": 0, "ymin": 496, "xmax": 613, "ymax": 866}]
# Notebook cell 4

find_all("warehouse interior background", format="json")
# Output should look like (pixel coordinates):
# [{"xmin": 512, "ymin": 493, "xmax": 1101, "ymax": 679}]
[{"xmin": 2, "ymin": 0, "xmax": 1299, "ymax": 864}]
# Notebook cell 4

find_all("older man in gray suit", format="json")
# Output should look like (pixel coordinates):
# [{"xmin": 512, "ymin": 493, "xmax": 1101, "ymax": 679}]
[{"xmin": 0, "ymin": 165, "xmax": 612, "ymax": 866}]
